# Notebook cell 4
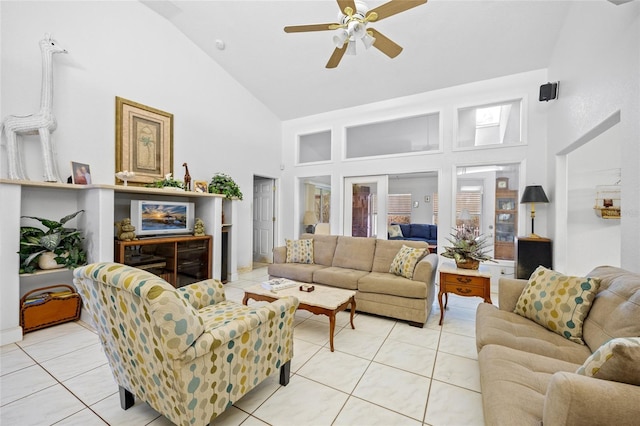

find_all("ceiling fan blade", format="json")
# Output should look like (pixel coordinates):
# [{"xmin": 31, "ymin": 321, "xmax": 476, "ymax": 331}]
[
  {"xmin": 337, "ymin": 0, "xmax": 357, "ymax": 15},
  {"xmin": 284, "ymin": 23, "xmax": 341, "ymax": 33},
  {"xmin": 366, "ymin": 0, "xmax": 428, "ymax": 22},
  {"xmin": 368, "ymin": 28, "xmax": 403, "ymax": 58},
  {"xmin": 326, "ymin": 44, "xmax": 347, "ymax": 68}
]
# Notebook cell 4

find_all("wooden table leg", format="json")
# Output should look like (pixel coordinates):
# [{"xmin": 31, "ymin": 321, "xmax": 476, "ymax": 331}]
[
  {"xmin": 349, "ymin": 296, "xmax": 356, "ymax": 329},
  {"xmin": 438, "ymin": 291, "xmax": 445, "ymax": 326},
  {"xmin": 329, "ymin": 313, "xmax": 336, "ymax": 352}
]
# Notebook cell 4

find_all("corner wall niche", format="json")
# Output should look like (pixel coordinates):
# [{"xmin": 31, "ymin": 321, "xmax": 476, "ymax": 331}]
[{"xmin": 0, "ymin": 180, "xmax": 232, "ymax": 345}]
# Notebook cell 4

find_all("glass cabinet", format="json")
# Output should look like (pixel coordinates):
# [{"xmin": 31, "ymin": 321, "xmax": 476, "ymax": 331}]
[{"xmin": 494, "ymin": 189, "xmax": 518, "ymax": 260}]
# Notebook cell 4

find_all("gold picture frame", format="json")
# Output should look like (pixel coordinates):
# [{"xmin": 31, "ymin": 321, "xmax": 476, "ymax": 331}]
[
  {"xmin": 194, "ymin": 180, "xmax": 208, "ymax": 193},
  {"xmin": 115, "ymin": 97, "xmax": 173, "ymax": 186}
]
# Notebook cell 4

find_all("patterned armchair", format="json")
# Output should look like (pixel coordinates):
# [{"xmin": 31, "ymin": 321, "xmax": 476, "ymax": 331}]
[{"xmin": 73, "ymin": 263, "xmax": 298, "ymax": 426}]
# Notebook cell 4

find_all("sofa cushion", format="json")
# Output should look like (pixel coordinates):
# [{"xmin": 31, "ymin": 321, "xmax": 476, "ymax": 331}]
[
  {"xmin": 398, "ymin": 223, "xmax": 411, "ymax": 237},
  {"xmin": 313, "ymin": 267, "xmax": 368, "ymax": 290},
  {"xmin": 285, "ymin": 239, "xmax": 314, "ymax": 264},
  {"xmin": 476, "ymin": 303, "xmax": 592, "ymax": 364},
  {"xmin": 389, "ymin": 245, "xmax": 428, "ymax": 280},
  {"xmin": 576, "ymin": 337, "xmax": 640, "ymax": 386},
  {"xmin": 388, "ymin": 224, "xmax": 403, "ymax": 238},
  {"xmin": 514, "ymin": 266, "xmax": 600, "ymax": 345},
  {"xmin": 429, "ymin": 225, "xmax": 437, "ymax": 241},
  {"xmin": 332, "ymin": 236, "xmax": 376, "ymax": 272},
  {"xmin": 410, "ymin": 224, "xmax": 430, "ymax": 239},
  {"xmin": 301, "ymin": 234, "xmax": 338, "ymax": 267},
  {"xmin": 372, "ymin": 239, "xmax": 429, "ymax": 273},
  {"xmin": 267, "ymin": 263, "xmax": 326, "ymax": 283},
  {"xmin": 358, "ymin": 272, "xmax": 428, "ymax": 299},
  {"xmin": 583, "ymin": 266, "xmax": 640, "ymax": 352},
  {"xmin": 478, "ymin": 344, "xmax": 582, "ymax": 426}
]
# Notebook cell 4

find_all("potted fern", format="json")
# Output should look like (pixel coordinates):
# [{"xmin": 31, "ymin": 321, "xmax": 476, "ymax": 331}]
[
  {"xmin": 19, "ymin": 210, "xmax": 87, "ymax": 273},
  {"xmin": 208, "ymin": 173, "xmax": 243, "ymax": 200},
  {"xmin": 146, "ymin": 173, "xmax": 184, "ymax": 190},
  {"xmin": 441, "ymin": 228, "xmax": 495, "ymax": 270}
]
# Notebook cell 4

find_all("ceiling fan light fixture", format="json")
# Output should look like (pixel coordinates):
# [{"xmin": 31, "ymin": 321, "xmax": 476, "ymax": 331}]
[
  {"xmin": 346, "ymin": 39, "xmax": 357, "ymax": 55},
  {"xmin": 332, "ymin": 28, "xmax": 349, "ymax": 48},
  {"xmin": 349, "ymin": 20, "xmax": 366, "ymax": 39},
  {"xmin": 361, "ymin": 32, "xmax": 375, "ymax": 49}
]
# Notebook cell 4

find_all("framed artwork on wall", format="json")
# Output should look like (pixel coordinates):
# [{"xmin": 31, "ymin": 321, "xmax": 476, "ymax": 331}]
[{"xmin": 115, "ymin": 97, "xmax": 173, "ymax": 186}]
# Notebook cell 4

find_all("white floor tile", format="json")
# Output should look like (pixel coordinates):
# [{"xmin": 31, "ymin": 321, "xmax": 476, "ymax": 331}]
[
  {"xmin": 63, "ymin": 363, "xmax": 118, "ymax": 406},
  {"xmin": 374, "ymin": 339, "xmax": 437, "ymax": 377},
  {"xmin": 297, "ymin": 347, "xmax": 370, "ymax": 393},
  {"xmin": 291, "ymin": 317, "xmax": 332, "ymax": 347},
  {"xmin": 334, "ymin": 396, "xmax": 422, "ymax": 426},
  {"xmin": 252, "ymin": 375, "xmax": 349, "ymax": 426},
  {"xmin": 438, "ymin": 331, "xmax": 479, "ymax": 360},
  {"xmin": 388, "ymin": 322, "xmax": 441, "ymax": 350},
  {"xmin": 232, "ymin": 374, "xmax": 280, "ymax": 413},
  {"xmin": 208, "ymin": 405, "xmax": 250, "ymax": 426},
  {"xmin": 425, "ymin": 380, "xmax": 484, "ymax": 426},
  {"xmin": 19, "ymin": 327, "xmax": 100, "ymax": 363},
  {"xmin": 0, "ymin": 344, "xmax": 35, "ymax": 375},
  {"xmin": 432, "ymin": 352, "xmax": 481, "ymax": 392},
  {"xmin": 290, "ymin": 338, "xmax": 322, "ymax": 372},
  {"xmin": 331, "ymin": 327, "xmax": 386, "ymax": 360},
  {"xmin": 41, "ymin": 342, "xmax": 107, "ymax": 382},
  {"xmin": 90, "ymin": 392, "xmax": 161, "ymax": 425},
  {"xmin": 440, "ymin": 315, "xmax": 476, "ymax": 338},
  {"xmin": 55, "ymin": 408, "xmax": 109, "ymax": 425},
  {"xmin": 353, "ymin": 363, "xmax": 430, "ymax": 421},
  {"xmin": 0, "ymin": 364, "xmax": 57, "ymax": 406},
  {"xmin": 0, "ymin": 384, "xmax": 86, "ymax": 426}
]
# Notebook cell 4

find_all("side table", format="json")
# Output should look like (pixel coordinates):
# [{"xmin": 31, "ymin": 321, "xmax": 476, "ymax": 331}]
[{"xmin": 438, "ymin": 263, "xmax": 492, "ymax": 325}]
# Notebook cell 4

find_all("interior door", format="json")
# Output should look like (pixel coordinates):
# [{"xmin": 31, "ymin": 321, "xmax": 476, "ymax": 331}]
[
  {"xmin": 344, "ymin": 175, "xmax": 388, "ymax": 238},
  {"xmin": 253, "ymin": 177, "xmax": 275, "ymax": 263}
]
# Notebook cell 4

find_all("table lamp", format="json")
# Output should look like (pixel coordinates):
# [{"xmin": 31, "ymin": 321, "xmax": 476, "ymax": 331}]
[
  {"xmin": 303, "ymin": 210, "xmax": 318, "ymax": 234},
  {"xmin": 520, "ymin": 185, "xmax": 549, "ymax": 238}
]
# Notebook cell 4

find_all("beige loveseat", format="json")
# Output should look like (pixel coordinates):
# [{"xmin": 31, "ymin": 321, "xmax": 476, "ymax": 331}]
[
  {"xmin": 268, "ymin": 234, "xmax": 438, "ymax": 326},
  {"xmin": 476, "ymin": 266, "xmax": 640, "ymax": 425}
]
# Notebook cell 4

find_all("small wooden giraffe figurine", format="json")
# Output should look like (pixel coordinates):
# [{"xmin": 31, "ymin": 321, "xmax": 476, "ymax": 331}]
[
  {"xmin": 183, "ymin": 162, "xmax": 191, "ymax": 191},
  {"xmin": 1, "ymin": 34, "xmax": 67, "ymax": 182}
]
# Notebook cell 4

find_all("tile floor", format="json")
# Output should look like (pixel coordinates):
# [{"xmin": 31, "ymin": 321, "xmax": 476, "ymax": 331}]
[{"xmin": 1, "ymin": 266, "xmax": 494, "ymax": 426}]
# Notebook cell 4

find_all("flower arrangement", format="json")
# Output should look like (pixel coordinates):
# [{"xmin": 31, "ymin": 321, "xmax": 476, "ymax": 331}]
[
  {"xmin": 209, "ymin": 173, "xmax": 243, "ymax": 200},
  {"xmin": 19, "ymin": 210, "xmax": 87, "ymax": 273},
  {"xmin": 147, "ymin": 173, "xmax": 184, "ymax": 189},
  {"xmin": 441, "ymin": 228, "xmax": 495, "ymax": 269}
]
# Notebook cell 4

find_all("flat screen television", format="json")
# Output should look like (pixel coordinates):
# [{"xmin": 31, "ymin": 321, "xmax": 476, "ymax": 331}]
[{"xmin": 130, "ymin": 200, "xmax": 195, "ymax": 237}]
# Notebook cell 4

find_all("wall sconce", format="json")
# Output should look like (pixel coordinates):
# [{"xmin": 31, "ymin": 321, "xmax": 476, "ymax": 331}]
[{"xmin": 520, "ymin": 185, "xmax": 549, "ymax": 238}]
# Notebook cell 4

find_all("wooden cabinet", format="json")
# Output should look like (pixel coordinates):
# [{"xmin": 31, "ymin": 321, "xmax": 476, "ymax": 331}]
[
  {"xmin": 115, "ymin": 235, "xmax": 212, "ymax": 288},
  {"xmin": 438, "ymin": 263, "xmax": 492, "ymax": 325},
  {"xmin": 515, "ymin": 237, "xmax": 552, "ymax": 279},
  {"xmin": 494, "ymin": 189, "xmax": 518, "ymax": 260}
]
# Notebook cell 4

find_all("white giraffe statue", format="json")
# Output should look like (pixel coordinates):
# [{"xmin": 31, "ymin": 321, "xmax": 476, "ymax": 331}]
[{"xmin": 1, "ymin": 34, "xmax": 67, "ymax": 182}]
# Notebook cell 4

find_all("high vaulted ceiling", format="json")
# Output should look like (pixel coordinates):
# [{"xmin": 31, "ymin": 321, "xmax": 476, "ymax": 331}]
[{"xmin": 142, "ymin": 0, "xmax": 574, "ymax": 120}]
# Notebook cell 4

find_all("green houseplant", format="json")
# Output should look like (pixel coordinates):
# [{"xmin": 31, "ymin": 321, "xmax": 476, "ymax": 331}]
[
  {"xmin": 441, "ymin": 228, "xmax": 495, "ymax": 270},
  {"xmin": 146, "ymin": 173, "xmax": 184, "ymax": 189},
  {"xmin": 19, "ymin": 210, "xmax": 87, "ymax": 274},
  {"xmin": 209, "ymin": 173, "xmax": 243, "ymax": 200}
]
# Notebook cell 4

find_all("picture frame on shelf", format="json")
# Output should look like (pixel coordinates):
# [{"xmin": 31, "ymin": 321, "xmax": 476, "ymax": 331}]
[
  {"xmin": 115, "ymin": 96, "xmax": 173, "ymax": 187},
  {"xmin": 194, "ymin": 180, "xmax": 208, "ymax": 193},
  {"xmin": 496, "ymin": 177, "xmax": 509, "ymax": 189},
  {"xmin": 71, "ymin": 161, "xmax": 92, "ymax": 184}
]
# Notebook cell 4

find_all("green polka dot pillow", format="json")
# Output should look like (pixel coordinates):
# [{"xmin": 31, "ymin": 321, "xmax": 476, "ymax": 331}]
[
  {"xmin": 389, "ymin": 245, "xmax": 427, "ymax": 280},
  {"xmin": 514, "ymin": 266, "xmax": 600, "ymax": 345},
  {"xmin": 576, "ymin": 337, "xmax": 640, "ymax": 386},
  {"xmin": 285, "ymin": 239, "xmax": 314, "ymax": 264}
]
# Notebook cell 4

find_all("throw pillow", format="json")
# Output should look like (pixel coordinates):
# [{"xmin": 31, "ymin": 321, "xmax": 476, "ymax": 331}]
[
  {"xmin": 388, "ymin": 224, "xmax": 403, "ymax": 238},
  {"xmin": 514, "ymin": 266, "xmax": 600, "ymax": 345},
  {"xmin": 576, "ymin": 337, "xmax": 640, "ymax": 386},
  {"xmin": 389, "ymin": 245, "xmax": 427, "ymax": 280},
  {"xmin": 285, "ymin": 239, "xmax": 314, "ymax": 264}
]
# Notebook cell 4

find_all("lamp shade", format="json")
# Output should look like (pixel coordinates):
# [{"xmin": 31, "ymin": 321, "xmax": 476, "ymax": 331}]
[
  {"xmin": 520, "ymin": 185, "xmax": 549, "ymax": 204},
  {"xmin": 303, "ymin": 211, "xmax": 318, "ymax": 226}
]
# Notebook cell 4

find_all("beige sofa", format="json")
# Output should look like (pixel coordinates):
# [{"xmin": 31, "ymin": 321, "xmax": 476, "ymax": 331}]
[
  {"xmin": 476, "ymin": 266, "xmax": 640, "ymax": 425},
  {"xmin": 268, "ymin": 234, "xmax": 438, "ymax": 326}
]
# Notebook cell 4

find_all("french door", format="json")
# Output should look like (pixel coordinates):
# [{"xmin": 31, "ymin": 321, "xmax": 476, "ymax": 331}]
[{"xmin": 343, "ymin": 176, "xmax": 388, "ymax": 238}]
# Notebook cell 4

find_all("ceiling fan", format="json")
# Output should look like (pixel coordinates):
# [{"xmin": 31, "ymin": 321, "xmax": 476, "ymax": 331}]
[{"xmin": 284, "ymin": 0, "xmax": 428, "ymax": 68}]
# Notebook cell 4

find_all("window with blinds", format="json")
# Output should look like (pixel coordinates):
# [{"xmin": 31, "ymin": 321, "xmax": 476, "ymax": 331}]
[
  {"xmin": 388, "ymin": 194, "xmax": 412, "ymax": 224},
  {"xmin": 432, "ymin": 192, "xmax": 481, "ymax": 228}
]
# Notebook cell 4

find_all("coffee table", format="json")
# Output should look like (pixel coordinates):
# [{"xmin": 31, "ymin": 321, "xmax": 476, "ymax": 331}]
[{"xmin": 243, "ymin": 283, "xmax": 356, "ymax": 352}]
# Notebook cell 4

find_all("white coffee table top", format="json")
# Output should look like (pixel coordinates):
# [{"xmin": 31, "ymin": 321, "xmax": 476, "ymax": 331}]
[{"xmin": 245, "ymin": 283, "xmax": 355, "ymax": 310}]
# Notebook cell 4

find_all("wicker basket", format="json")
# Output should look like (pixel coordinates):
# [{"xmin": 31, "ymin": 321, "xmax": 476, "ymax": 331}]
[
  {"xmin": 20, "ymin": 284, "xmax": 81, "ymax": 333},
  {"xmin": 455, "ymin": 259, "xmax": 480, "ymax": 270}
]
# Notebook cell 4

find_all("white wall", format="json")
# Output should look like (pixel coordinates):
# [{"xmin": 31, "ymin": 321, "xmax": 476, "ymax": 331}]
[
  {"xmin": 546, "ymin": 2, "xmax": 640, "ymax": 273},
  {"xmin": 281, "ymin": 69, "xmax": 549, "ymax": 252},
  {"xmin": 0, "ymin": 1, "xmax": 283, "ymax": 271}
]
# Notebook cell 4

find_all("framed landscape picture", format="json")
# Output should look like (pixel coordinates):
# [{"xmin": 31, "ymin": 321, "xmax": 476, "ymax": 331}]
[{"xmin": 115, "ymin": 97, "xmax": 173, "ymax": 186}]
